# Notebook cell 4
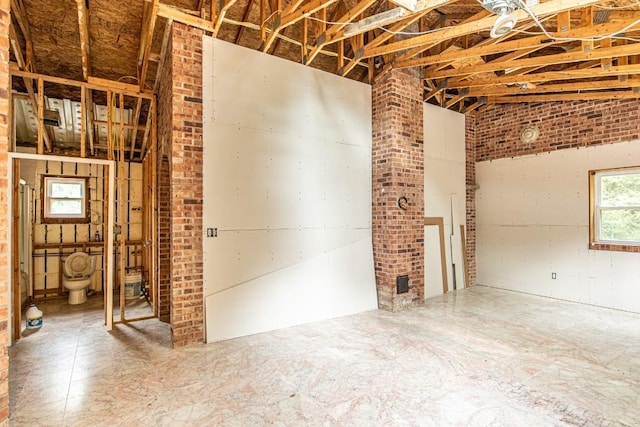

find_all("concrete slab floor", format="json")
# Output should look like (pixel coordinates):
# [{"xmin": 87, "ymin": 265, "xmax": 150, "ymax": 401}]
[{"xmin": 9, "ymin": 286, "xmax": 640, "ymax": 426}]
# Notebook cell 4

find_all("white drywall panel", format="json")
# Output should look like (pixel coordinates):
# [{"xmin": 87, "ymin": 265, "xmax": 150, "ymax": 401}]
[
  {"xmin": 423, "ymin": 103, "xmax": 466, "ymax": 294},
  {"xmin": 477, "ymin": 140, "xmax": 640, "ymax": 313},
  {"xmin": 202, "ymin": 37, "xmax": 377, "ymax": 342}
]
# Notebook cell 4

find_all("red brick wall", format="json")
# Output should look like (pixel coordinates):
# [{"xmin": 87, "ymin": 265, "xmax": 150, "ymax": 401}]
[
  {"xmin": 157, "ymin": 22, "xmax": 205, "ymax": 347},
  {"xmin": 474, "ymin": 99, "xmax": 640, "ymax": 255},
  {"xmin": 157, "ymin": 155, "xmax": 171, "ymax": 321},
  {"xmin": 372, "ymin": 69, "xmax": 425, "ymax": 311},
  {"xmin": 157, "ymin": 32, "xmax": 173, "ymax": 324},
  {"xmin": 475, "ymin": 100, "xmax": 640, "ymax": 162},
  {"xmin": 465, "ymin": 114, "xmax": 477, "ymax": 287},
  {"xmin": 0, "ymin": 0, "xmax": 9, "ymax": 422}
]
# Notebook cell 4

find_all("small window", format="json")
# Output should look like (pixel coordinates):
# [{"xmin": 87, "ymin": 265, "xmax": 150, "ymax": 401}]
[
  {"xmin": 590, "ymin": 167, "xmax": 640, "ymax": 248},
  {"xmin": 42, "ymin": 176, "xmax": 89, "ymax": 223}
]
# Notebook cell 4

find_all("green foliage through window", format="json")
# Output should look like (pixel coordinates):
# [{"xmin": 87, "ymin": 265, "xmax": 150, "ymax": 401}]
[{"xmin": 593, "ymin": 169, "xmax": 640, "ymax": 245}]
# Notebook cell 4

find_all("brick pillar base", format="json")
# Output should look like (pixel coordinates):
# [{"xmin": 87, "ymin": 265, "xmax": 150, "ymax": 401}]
[{"xmin": 372, "ymin": 69, "xmax": 425, "ymax": 311}]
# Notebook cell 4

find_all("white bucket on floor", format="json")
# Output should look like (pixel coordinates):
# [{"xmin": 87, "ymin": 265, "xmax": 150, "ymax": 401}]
[
  {"xmin": 124, "ymin": 273, "xmax": 142, "ymax": 300},
  {"xmin": 26, "ymin": 304, "xmax": 43, "ymax": 329}
]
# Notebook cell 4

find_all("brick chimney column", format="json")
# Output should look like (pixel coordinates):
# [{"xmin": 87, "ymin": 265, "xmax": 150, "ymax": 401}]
[{"xmin": 371, "ymin": 69, "xmax": 425, "ymax": 311}]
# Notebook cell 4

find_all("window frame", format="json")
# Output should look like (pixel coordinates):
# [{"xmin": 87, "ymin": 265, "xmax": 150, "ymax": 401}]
[
  {"xmin": 589, "ymin": 166, "xmax": 640, "ymax": 250},
  {"xmin": 41, "ymin": 175, "xmax": 90, "ymax": 224}
]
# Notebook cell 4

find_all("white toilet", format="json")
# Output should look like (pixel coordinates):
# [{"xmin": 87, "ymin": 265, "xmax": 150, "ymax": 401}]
[{"xmin": 62, "ymin": 252, "xmax": 96, "ymax": 305}]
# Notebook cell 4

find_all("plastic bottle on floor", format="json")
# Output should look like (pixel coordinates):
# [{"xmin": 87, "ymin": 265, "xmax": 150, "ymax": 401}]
[{"xmin": 26, "ymin": 304, "xmax": 43, "ymax": 329}]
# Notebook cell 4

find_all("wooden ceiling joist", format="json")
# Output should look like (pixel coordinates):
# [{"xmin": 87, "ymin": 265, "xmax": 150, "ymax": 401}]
[
  {"xmin": 468, "ymin": 78, "xmax": 640, "ymax": 97},
  {"xmin": 362, "ymin": 0, "xmax": 601, "ymax": 59},
  {"xmin": 398, "ymin": 18, "xmax": 637, "ymax": 70},
  {"xmin": 10, "ymin": 0, "xmax": 36, "ymax": 72},
  {"xmin": 305, "ymin": 0, "xmax": 378, "ymax": 66},
  {"xmin": 213, "ymin": 0, "xmax": 240, "ymax": 37},
  {"xmin": 426, "ymin": 42, "xmax": 640, "ymax": 79},
  {"xmin": 491, "ymin": 89, "xmax": 640, "ymax": 103},
  {"xmin": 261, "ymin": 0, "xmax": 336, "ymax": 52},
  {"xmin": 444, "ymin": 64, "xmax": 640, "ymax": 90},
  {"xmin": 9, "ymin": 23, "xmax": 52, "ymax": 152},
  {"xmin": 11, "ymin": 66, "xmax": 154, "ymax": 99},
  {"xmin": 138, "ymin": 0, "xmax": 160, "ymax": 92},
  {"xmin": 234, "ymin": 0, "xmax": 256, "ymax": 44}
]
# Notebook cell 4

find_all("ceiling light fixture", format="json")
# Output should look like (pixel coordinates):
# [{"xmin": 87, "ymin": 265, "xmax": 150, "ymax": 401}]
[
  {"xmin": 490, "ymin": 13, "xmax": 518, "ymax": 38},
  {"xmin": 480, "ymin": 0, "xmax": 520, "ymax": 38}
]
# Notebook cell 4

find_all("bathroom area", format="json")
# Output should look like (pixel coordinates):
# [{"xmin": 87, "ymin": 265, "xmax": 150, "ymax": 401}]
[{"xmin": 14, "ymin": 156, "xmax": 156, "ymax": 337}]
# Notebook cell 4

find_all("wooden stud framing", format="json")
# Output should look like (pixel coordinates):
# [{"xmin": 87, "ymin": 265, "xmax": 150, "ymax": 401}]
[
  {"xmin": 118, "ymin": 92, "xmax": 126, "ymax": 321},
  {"xmin": 12, "ymin": 159, "xmax": 21, "ymax": 341},
  {"xmin": 80, "ymin": 86, "xmax": 86, "ymax": 158},
  {"xmin": 10, "ymin": 67, "xmax": 153, "ymax": 99},
  {"xmin": 36, "ymin": 77, "xmax": 44, "ymax": 154},
  {"xmin": 107, "ymin": 90, "xmax": 113, "ymax": 160},
  {"xmin": 129, "ymin": 98, "xmax": 143, "ymax": 160}
]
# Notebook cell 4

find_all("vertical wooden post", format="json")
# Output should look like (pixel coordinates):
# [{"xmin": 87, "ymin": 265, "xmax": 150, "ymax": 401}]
[
  {"xmin": 260, "ymin": 0, "xmax": 266, "ymax": 43},
  {"xmin": 106, "ymin": 90, "xmax": 113, "ymax": 160},
  {"xmin": 119, "ymin": 92, "xmax": 126, "ymax": 321},
  {"xmin": 80, "ymin": 85, "xmax": 86, "ymax": 158},
  {"xmin": 37, "ymin": 77, "xmax": 44, "ymax": 154},
  {"xmin": 12, "ymin": 159, "xmax": 21, "ymax": 341},
  {"xmin": 301, "ymin": 17, "xmax": 308, "ymax": 62}
]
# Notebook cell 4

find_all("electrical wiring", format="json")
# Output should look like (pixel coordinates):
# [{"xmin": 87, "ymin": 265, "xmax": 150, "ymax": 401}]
[
  {"xmin": 516, "ymin": 0, "xmax": 640, "ymax": 42},
  {"xmin": 265, "ymin": 0, "xmax": 640, "ymax": 41}
]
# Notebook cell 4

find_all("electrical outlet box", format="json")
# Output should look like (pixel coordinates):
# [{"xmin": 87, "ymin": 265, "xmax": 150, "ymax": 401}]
[
  {"xmin": 552, "ymin": 272, "xmax": 557, "ymax": 280},
  {"xmin": 206, "ymin": 228, "xmax": 217, "ymax": 238}
]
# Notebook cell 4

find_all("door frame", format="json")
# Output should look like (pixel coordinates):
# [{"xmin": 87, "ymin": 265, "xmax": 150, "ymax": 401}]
[{"xmin": 8, "ymin": 152, "xmax": 116, "ymax": 343}]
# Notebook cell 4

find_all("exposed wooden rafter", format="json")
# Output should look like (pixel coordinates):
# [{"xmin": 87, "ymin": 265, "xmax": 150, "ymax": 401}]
[
  {"xmin": 362, "ymin": 0, "xmax": 601, "ymax": 59},
  {"xmin": 305, "ymin": 0, "xmax": 378, "ymax": 66},
  {"xmin": 138, "ymin": 0, "xmax": 160, "ymax": 92},
  {"xmin": 76, "ymin": 0, "xmax": 91, "ymax": 81},
  {"xmin": 262, "ymin": 0, "xmax": 338, "ymax": 53}
]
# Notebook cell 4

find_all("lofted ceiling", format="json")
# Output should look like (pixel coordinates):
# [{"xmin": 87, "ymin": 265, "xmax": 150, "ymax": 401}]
[{"xmin": 8, "ymin": 0, "xmax": 640, "ymax": 123}]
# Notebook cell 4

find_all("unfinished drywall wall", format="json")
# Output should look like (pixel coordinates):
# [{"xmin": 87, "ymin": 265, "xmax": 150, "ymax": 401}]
[
  {"xmin": 423, "ymin": 104, "xmax": 467, "ymax": 298},
  {"xmin": 202, "ymin": 38, "xmax": 377, "ymax": 342},
  {"xmin": 476, "ymin": 140, "xmax": 640, "ymax": 313},
  {"xmin": 20, "ymin": 159, "xmax": 143, "ymax": 298}
]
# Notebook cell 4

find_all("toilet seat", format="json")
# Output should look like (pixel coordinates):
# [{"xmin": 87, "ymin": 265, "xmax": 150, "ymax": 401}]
[{"xmin": 64, "ymin": 252, "xmax": 93, "ymax": 278}]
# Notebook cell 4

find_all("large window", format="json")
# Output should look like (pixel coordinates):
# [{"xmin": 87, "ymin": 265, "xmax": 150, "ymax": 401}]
[
  {"xmin": 590, "ymin": 167, "xmax": 640, "ymax": 247},
  {"xmin": 42, "ymin": 176, "xmax": 89, "ymax": 223}
]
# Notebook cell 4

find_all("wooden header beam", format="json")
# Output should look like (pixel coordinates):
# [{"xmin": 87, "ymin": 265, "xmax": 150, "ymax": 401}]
[{"xmin": 11, "ymin": 66, "xmax": 155, "ymax": 99}]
